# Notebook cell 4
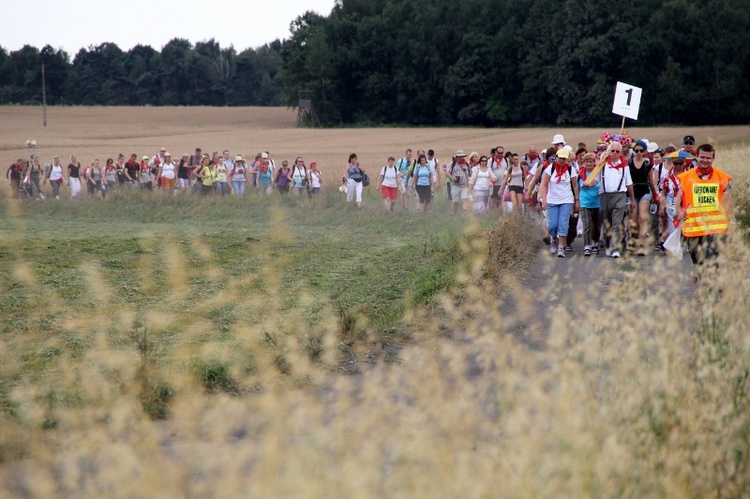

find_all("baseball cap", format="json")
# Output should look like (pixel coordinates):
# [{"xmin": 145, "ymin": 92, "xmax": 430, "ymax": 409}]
[
  {"xmin": 261, "ymin": 152, "xmax": 269, "ymax": 159},
  {"xmin": 557, "ymin": 149, "xmax": 570, "ymax": 159},
  {"xmin": 142, "ymin": 155, "xmax": 149, "ymax": 160},
  {"xmin": 683, "ymin": 135, "xmax": 696, "ymax": 144},
  {"xmin": 647, "ymin": 142, "xmax": 659, "ymax": 153}
]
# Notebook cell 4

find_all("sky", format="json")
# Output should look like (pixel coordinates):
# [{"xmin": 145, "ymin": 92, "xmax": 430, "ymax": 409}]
[{"xmin": 1, "ymin": 0, "xmax": 337, "ymax": 55}]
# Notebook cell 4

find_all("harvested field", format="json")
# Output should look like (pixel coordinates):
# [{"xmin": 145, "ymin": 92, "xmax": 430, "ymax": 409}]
[{"xmin": 1, "ymin": 106, "xmax": 748, "ymax": 183}]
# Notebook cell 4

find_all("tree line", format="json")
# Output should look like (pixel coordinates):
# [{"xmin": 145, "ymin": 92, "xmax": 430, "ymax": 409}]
[
  {"xmin": 282, "ymin": 0, "xmax": 750, "ymax": 127},
  {"xmin": 2, "ymin": 0, "xmax": 749, "ymax": 127},
  {"xmin": 0, "ymin": 39, "xmax": 284, "ymax": 107}
]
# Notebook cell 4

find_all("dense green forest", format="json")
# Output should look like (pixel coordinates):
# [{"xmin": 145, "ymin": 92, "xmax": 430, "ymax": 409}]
[
  {"xmin": 2, "ymin": 0, "xmax": 749, "ymax": 127},
  {"xmin": 0, "ymin": 40, "xmax": 284, "ymax": 107}
]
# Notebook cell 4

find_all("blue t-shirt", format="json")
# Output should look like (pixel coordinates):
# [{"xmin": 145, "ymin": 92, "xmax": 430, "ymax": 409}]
[
  {"xmin": 579, "ymin": 177, "xmax": 601, "ymax": 209},
  {"xmin": 397, "ymin": 158, "xmax": 411, "ymax": 177},
  {"xmin": 414, "ymin": 164, "xmax": 433, "ymax": 187},
  {"xmin": 258, "ymin": 169, "xmax": 272, "ymax": 186}
]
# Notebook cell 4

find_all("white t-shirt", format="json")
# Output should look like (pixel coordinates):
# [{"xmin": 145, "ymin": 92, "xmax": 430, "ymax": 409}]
[
  {"xmin": 543, "ymin": 164, "xmax": 577, "ymax": 204},
  {"xmin": 380, "ymin": 166, "xmax": 398, "ymax": 188},
  {"xmin": 470, "ymin": 167, "xmax": 496, "ymax": 191},
  {"xmin": 653, "ymin": 162, "xmax": 669, "ymax": 193},
  {"xmin": 49, "ymin": 165, "xmax": 63, "ymax": 181},
  {"xmin": 161, "ymin": 161, "xmax": 176, "ymax": 179},
  {"xmin": 310, "ymin": 170, "xmax": 322, "ymax": 188}
]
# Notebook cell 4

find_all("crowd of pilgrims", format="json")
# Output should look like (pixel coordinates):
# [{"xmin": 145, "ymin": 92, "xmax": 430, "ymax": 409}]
[{"xmin": 5, "ymin": 132, "xmax": 700, "ymax": 259}]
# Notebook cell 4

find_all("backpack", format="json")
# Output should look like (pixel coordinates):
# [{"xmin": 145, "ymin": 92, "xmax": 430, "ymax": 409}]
[
  {"xmin": 449, "ymin": 161, "xmax": 468, "ymax": 186},
  {"xmin": 546, "ymin": 163, "xmax": 577, "ymax": 192}
]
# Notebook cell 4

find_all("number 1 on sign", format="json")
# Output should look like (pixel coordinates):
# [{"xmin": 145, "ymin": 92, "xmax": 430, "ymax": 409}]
[{"xmin": 624, "ymin": 88, "xmax": 633, "ymax": 106}]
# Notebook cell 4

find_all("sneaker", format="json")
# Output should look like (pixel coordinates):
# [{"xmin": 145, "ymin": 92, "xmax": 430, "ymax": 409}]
[
  {"xmin": 591, "ymin": 245, "xmax": 599, "ymax": 254},
  {"xmin": 564, "ymin": 245, "xmax": 573, "ymax": 252},
  {"xmin": 583, "ymin": 246, "xmax": 591, "ymax": 256},
  {"xmin": 550, "ymin": 244, "xmax": 557, "ymax": 254},
  {"xmin": 654, "ymin": 243, "xmax": 665, "ymax": 252},
  {"xmin": 557, "ymin": 246, "xmax": 566, "ymax": 258},
  {"xmin": 612, "ymin": 251, "xmax": 621, "ymax": 259},
  {"xmin": 605, "ymin": 248, "xmax": 612, "ymax": 257}
]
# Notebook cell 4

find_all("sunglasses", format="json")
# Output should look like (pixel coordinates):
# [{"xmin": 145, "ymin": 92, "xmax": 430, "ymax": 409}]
[
  {"xmin": 684, "ymin": 141, "xmax": 694, "ymax": 146},
  {"xmin": 634, "ymin": 149, "xmax": 645, "ymax": 153},
  {"xmin": 672, "ymin": 161, "xmax": 685, "ymax": 166}
]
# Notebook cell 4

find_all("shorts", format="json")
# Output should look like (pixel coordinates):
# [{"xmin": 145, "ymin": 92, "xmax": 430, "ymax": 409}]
[
  {"xmin": 381, "ymin": 185, "xmax": 398, "ymax": 201},
  {"xmin": 491, "ymin": 184, "xmax": 502, "ymax": 199},
  {"xmin": 415, "ymin": 185, "xmax": 432, "ymax": 204},
  {"xmin": 509, "ymin": 185, "xmax": 524, "ymax": 194},
  {"xmin": 635, "ymin": 192, "xmax": 652, "ymax": 203},
  {"xmin": 177, "ymin": 178, "xmax": 190, "ymax": 189},
  {"xmin": 451, "ymin": 185, "xmax": 468, "ymax": 202}
]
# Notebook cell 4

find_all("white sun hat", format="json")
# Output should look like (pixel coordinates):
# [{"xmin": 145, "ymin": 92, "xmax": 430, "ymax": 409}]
[{"xmin": 551, "ymin": 134, "xmax": 565, "ymax": 145}]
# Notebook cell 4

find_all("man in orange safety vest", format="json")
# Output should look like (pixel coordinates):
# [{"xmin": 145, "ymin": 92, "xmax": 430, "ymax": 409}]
[{"xmin": 675, "ymin": 143, "xmax": 734, "ymax": 266}]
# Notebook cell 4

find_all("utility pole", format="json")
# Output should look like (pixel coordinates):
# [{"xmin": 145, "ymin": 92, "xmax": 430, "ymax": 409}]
[{"xmin": 41, "ymin": 59, "xmax": 47, "ymax": 127}]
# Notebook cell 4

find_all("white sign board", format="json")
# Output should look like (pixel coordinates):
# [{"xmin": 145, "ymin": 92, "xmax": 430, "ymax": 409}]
[{"xmin": 612, "ymin": 81, "xmax": 642, "ymax": 120}]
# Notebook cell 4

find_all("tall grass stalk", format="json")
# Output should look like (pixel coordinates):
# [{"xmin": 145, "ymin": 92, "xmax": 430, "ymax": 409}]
[{"xmin": 0, "ymin": 145, "xmax": 748, "ymax": 496}]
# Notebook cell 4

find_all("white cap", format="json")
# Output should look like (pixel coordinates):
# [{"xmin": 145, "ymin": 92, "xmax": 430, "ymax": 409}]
[
  {"xmin": 647, "ymin": 142, "xmax": 659, "ymax": 153},
  {"xmin": 563, "ymin": 145, "xmax": 573, "ymax": 152},
  {"xmin": 551, "ymin": 134, "xmax": 565, "ymax": 145}
]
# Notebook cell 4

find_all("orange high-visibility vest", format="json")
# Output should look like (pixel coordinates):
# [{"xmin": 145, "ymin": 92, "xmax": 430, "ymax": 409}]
[{"xmin": 678, "ymin": 168, "xmax": 731, "ymax": 237}]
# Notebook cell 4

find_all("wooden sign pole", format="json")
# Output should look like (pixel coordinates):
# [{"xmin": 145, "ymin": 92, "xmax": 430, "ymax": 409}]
[{"xmin": 583, "ymin": 142, "xmax": 614, "ymax": 187}]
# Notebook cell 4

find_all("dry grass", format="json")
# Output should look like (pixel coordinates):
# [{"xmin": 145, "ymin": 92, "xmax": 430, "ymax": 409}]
[{"xmin": 1, "ymin": 108, "xmax": 749, "ymax": 496}]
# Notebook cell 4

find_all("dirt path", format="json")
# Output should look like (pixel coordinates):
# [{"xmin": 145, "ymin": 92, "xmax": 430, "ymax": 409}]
[{"xmin": 497, "ymin": 227, "xmax": 697, "ymax": 349}]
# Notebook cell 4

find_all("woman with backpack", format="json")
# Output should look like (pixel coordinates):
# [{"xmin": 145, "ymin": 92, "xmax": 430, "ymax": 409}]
[
  {"xmin": 539, "ymin": 149, "xmax": 579, "ymax": 258},
  {"xmin": 85, "ymin": 159, "xmax": 106, "ymax": 199},
  {"xmin": 469, "ymin": 155, "xmax": 497, "ymax": 214},
  {"xmin": 345, "ymin": 153, "xmax": 366, "ymax": 208},
  {"xmin": 27, "ymin": 155, "xmax": 44, "ymax": 200},
  {"xmin": 229, "ymin": 155, "xmax": 247, "ymax": 196},
  {"xmin": 104, "ymin": 158, "xmax": 119, "ymax": 194},
  {"xmin": 195, "ymin": 157, "xmax": 216, "ymax": 196},
  {"xmin": 275, "ymin": 160, "xmax": 292, "ymax": 195},
  {"xmin": 44, "ymin": 156, "xmax": 66, "ymax": 200},
  {"xmin": 628, "ymin": 140, "xmax": 659, "ymax": 255},
  {"xmin": 410, "ymin": 153, "xmax": 436, "ymax": 213},
  {"xmin": 308, "ymin": 161, "xmax": 322, "ymax": 196},
  {"xmin": 378, "ymin": 156, "xmax": 402, "ymax": 212},
  {"xmin": 291, "ymin": 157, "xmax": 309, "ymax": 196},
  {"xmin": 498, "ymin": 153, "xmax": 528, "ymax": 213}
]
